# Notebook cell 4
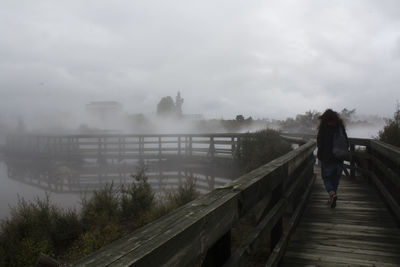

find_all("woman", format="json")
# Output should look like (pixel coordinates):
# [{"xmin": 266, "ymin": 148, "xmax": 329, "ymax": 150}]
[{"xmin": 317, "ymin": 109, "xmax": 349, "ymax": 208}]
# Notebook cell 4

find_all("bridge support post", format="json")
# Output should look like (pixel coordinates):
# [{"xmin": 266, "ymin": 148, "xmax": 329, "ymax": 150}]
[
  {"xmin": 158, "ymin": 136, "xmax": 162, "ymax": 159},
  {"xmin": 178, "ymin": 136, "xmax": 181, "ymax": 156},
  {"xmin": 350, "ymin": 144, "xmax": 355, "ymax": 178},
  {"xmin": 202, "ymin": 230, "xmax": 231, "ymax": 267},
  {"xmin": 366, "ymin": 144, "xmax": 373, "ymax": 184},
  {"xmin": 208, "ymin": 137, "xmax": 215, "ymax": 158},
  {"xmin": 270, "ymin": 183, "xmax": 283, "ymax": 251}
]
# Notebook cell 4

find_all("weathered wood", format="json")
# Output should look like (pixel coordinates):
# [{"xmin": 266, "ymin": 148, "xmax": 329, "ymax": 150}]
[
  {"xmin": 368, "ymin": 153, "xmax": 400, "ymax": 187},
  {"xmin": 5, "ymin": 133, "xmax": 245, "ymax": 161},
  {"xmin": 265, "ymin": 173, "xmax": 315, "ymax": 267},
  {"xmin": 73, "ymin": 140, "xmax": 316, "ymax": 266},
  {"xmin": 280, "ymin": 135, "xmax": 307, "ymax": 145},
  {"xmin": 350, "ymin": 143, "xmax": 356, "ymax": 177},
  {"xmin": 202, "ymin": 230, "xmax": 231, "ymax": 267},
  {"xmin": 283, "ymin": 249, "xmax": 400, "ymax": 266},
  {"xmin": 282, "ymin": 168, "xmax": 400, "ymax": 266},
  {"xmin": 370, "ymin": 140, "xmax": 400, "ymax": 166},
  {"xmin": 223, "ymin": 200, "xmax": 287, "ymax": 267},
  {"xmin": 248, "ymin": 194, "xmax": 272, "ymax": 225},
  {"xmin": 367, "ymin": 171, "xmax": 400, "ymax": 221}
]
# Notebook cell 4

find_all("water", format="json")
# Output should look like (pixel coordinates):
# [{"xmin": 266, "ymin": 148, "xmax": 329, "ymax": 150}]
[
  {"xmin": 0, "ymin": 161, "xmax": 81, "ymax": 219},
  {"xmin": 0, "ymin": 159, "xmax": 237, "ymax": 220}
]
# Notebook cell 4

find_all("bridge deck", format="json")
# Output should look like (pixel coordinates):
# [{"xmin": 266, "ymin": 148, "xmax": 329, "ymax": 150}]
[{"xmin": 282, "ymin": 168, "xmax": 400, "ymax": 266}]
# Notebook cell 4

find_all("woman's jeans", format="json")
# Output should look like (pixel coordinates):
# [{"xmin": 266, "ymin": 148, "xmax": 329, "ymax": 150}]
[{"xmin": 320, "ymin": 161, "xmax": 343, "ymax": 194}]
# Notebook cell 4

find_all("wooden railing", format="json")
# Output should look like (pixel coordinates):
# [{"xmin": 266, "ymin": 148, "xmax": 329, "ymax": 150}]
[
  {"xmin": 348, "ymin": 138, "xmax": 400, "ymax": 222},
  {"xmin": 73, "ymin": 137, "xmax": 316, "ymax": 266},
  {"xmin": 282, "ymin": 133, "xmax": 400, "ymax": 222},
  {"xmin": 5, "ymin": 134, "xmax": 245, "ymax": 160}
]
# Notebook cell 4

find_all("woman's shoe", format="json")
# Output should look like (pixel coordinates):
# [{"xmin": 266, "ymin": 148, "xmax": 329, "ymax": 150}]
[{"xmin": 330, "ymin": 193, "xmax": 337, "ymax": 209}]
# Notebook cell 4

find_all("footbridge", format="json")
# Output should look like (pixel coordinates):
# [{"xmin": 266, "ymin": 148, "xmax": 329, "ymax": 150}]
[
  {"xmin": 5, "ymin": 133, "xmax": 244, "ymax": 161},
  {"xmin": 6, "ymin": 133, "xmax": 400, "ymax": 266},
  {"xmin": 68, "ymin": 134, "xmax": 400, "ymax": 266}
]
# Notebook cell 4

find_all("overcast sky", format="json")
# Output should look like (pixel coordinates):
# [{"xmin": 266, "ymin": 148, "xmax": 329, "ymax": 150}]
[{"xmin": 1, "ymin": 0, "xmax": 399, "ymax": 120}]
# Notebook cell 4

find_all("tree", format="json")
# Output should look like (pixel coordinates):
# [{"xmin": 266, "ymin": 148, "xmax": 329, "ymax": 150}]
[
  {"xmin": 236, "ymin": 115, "xmax": 244, "ymax": 122},
  {"xmin": 378, "ymin": 103, "xmax": 400, "ymax": 147},
  {"xmin": 156, "ymin": 92, "xmax": 184, "ymax": 118},
  {"xmin": 156, "ymin": 96, "xmax": 175, "ymax": 117},
  {"xmin": 280, "ymin": 110, "xmax": 320, "ymax": 134},
  {"xmin": 340, "ymin": 108, "xmax": 356, "ymax": 124}
]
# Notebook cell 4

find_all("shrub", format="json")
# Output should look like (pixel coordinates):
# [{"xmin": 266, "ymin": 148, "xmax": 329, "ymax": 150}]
[
  {"xmin": 145, "ymin": 177, "xmax": 200, "ymax": 223},
  {"xmin": 65, "ymin": 222, "xmax": 123, "ymax": 262},
  {"xmin": 378, "ymin": 104, "xmax": 400, "ymax": 147},
  {"xmin": 0, "ymin": 195, "xmax": 83, "ymax": 267},
  {"xmin": 121, "ymin": 166, "xmax": 155, "ymax": 221},
  {"xmin": 80, "ymin": 183, "xmax": 120, "ymax": 229},
  {"xmin": 166, "ymin": 177, "xmax": 199, "ymax": 207},
  {"xmin": 0, "ymin": 164, "xmax": 202, "ymax": 265},
  {"xmin": 239, "ymin": 129, "xmax": 292, "ymax": 172}
]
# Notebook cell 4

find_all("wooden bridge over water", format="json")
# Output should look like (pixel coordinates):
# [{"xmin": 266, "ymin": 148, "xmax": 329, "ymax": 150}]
[
  {"xmin": 5, "ymin": 134, "xmax": 244, "ymax": 161},
  {"xmin": 6, "ymin": 134, "xmax": 400, "ymax": 266}
]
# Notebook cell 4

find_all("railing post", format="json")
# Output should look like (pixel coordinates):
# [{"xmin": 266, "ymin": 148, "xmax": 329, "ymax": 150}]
[
  {"xmin": 139, "ymin": 136, "xmax": 143, "ymax": 159},
  {"xmin": 118, "ymin": 137, "xmax": 121, "ymax": 160},
  {"xmin": 271, "ymin": 180, "xmax": 283, "ymax": 251},
  {"xmin": 366, "ymin": 142, "xmax": 373, "ymax": 184},
  {"xmin": 208, "ymin": 136, "xmax": 215, "ymax": 158},
  {"xmin": 189, "ymin": 136, "xmax": 193, "ymax": 156},
  {"xmin": 236, "ymin": 137, "xmax": 241, "ymax": 159},
  {"xmin": 350, "ymin": 143, "xmax": 355, "ymax": 178},
  {"xmin": 158, "ymin": 136, "xmax": 162, "ymax": 159},
  {"xmin": 178, "ymin": 136, "xmax": 181, "ymax": 156},
  {"xmin": 231, "ymin": 137, "xmax": 235, "ymax": 158},
  {"xmin": 97, "ymin": 137, "xmax": 105, "ymax": 165}
]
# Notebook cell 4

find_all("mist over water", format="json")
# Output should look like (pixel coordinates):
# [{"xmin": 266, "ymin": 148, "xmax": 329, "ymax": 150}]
[
  {"xmin": 347, "ymin": 124, "xmax": 384, "ymax": 139},
  {"xmin": 0, "ymin": 98, "xmax": 390, "ymax": 222},
  {"xmin": 0, "ymin": 161, "xmax": 80, "ymax": 219},
  {"xmin": 0, "ymin": 157, "xmax": 237, "ymax": 220}
]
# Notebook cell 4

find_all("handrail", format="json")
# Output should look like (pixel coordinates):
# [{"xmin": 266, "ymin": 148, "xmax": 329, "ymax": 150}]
[
  {"xmin": 348, "ymin": 139, "xmax": 400, "ymax": 222},
  {"xmin": 263, "ymin": 132, "xmax": 400, "ymax": 222},
  {"xmin": 73, "ymin": 139, "xmax": 316, "ymax": 266},
  {"xmin": 5, "ymin": 133, "xmax": 246, "ymax": 160}
]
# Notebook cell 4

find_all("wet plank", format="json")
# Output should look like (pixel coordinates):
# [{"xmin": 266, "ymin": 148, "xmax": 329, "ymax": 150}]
[{"xmin": 281, "ymin": 167, "xmax": 400, "ymax": 266}]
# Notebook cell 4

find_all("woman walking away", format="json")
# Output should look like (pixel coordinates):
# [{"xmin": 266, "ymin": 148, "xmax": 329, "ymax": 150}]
[{"xmin": 317, "ymin": 109, "xmax": 349, "ymax": 209}]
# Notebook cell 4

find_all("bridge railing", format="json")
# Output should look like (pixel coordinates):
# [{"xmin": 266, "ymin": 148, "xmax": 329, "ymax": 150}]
[
  {"xmin": 348, "ymin": 138, "xmax": 400, "ymax": 222},
  {"xmin": 5, "ymin": 134, "xmax": 245, "ymax": 160},
  {"xmin": 73, "ymin": 137, "xmax": 316, "ymax": 267},
  {"xmin": 282, "ymin": 133, "xmax": 400, "ymax": 222}
]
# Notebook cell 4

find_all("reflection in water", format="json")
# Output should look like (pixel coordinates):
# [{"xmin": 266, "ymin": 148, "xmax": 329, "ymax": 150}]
[{"xmin": 4, "ymin": 159, "xmax": 238, "ymax": 196}]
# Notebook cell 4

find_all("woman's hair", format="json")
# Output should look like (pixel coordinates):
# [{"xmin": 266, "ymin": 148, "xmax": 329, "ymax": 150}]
[{"xmin": 318, "ymin": 109, "xmax": 345, "ymax": 130}]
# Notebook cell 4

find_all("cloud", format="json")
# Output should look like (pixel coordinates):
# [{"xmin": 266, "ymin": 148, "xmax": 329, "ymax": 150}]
[{"xmin": 0, "ymin": 0, "xmax": 399, "ymax": 122}]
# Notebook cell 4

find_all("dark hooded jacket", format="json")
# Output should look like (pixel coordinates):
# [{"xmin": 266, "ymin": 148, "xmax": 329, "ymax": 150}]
[{"xmin": 317, "ymin": 120, "xmax": 348, "ymax": 163}]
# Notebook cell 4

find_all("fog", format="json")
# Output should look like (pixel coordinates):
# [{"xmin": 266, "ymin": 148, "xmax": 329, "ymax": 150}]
[{"xmin": 1, "ymin": 0, "xmax": 400, "ymax": 125}]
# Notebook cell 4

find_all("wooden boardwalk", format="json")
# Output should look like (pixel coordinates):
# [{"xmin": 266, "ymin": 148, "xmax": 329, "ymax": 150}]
[{"xmin": 282, "ymin": 168, "xmax": 400, "ymax": 266}]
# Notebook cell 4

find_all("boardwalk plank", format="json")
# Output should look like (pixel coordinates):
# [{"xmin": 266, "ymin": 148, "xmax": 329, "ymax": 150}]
[
  {"xmin": 281, "ymin": 167, "xmax": 400, "ymax": 266},
  {"xmin": 287, "ymin": 242, "xmax": 400, "ymax": 258}
]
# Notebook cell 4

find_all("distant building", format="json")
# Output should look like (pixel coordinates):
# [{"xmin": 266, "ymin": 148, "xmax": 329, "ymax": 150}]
[{"xmin": 86, "ymin": 101, "xmax": 123, "ymax": 122}]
